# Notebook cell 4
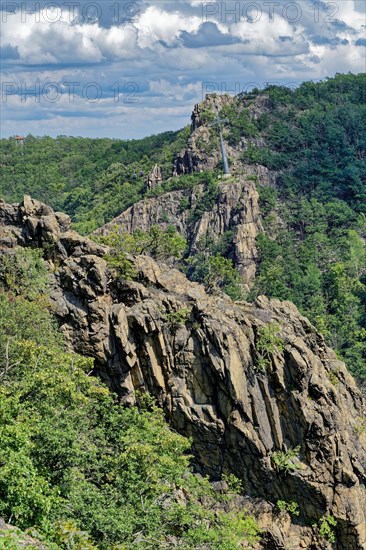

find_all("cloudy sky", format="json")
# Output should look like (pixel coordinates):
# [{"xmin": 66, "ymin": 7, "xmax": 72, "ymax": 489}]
[{"xmin": 1, "ymin": 0, "xmax": 365, "ymax": 139}]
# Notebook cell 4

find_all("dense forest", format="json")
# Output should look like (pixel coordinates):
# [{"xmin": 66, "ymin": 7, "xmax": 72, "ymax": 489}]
[
  {"xmin": 0, "ymin": 73, "xmax": 365, "ymax": 388},
  {"xmin": 0, "ymin": 129, "xmax": 190, "ymax": 234},
  {"xmin": 238, "ymin": 73, "xmax": 366, "ymax": 384}
]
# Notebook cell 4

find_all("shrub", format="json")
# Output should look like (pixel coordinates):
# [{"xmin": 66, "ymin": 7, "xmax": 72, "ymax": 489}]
[
  {"xmin": 271, "ymin": 446, "xmax": 301, "ymax": 474},
  {"xmin": 276, "ymin": 500, "xmax": 300, "ymax": 516},
  {"xmin": 0, "ymin": 338, "xmax": 261, "ymax": 549},
  {"xmin": 0, "ymin": 248, "xmax": 49, "ymax": 300},
  {"xmin": 166, "ymin": 307, "xmax": 190, "ymax": 326},
  {"xmin": 179, "ymin": 195, "xmax": 190, "ymax": 212},
  {"xmin": 255, "ymin": 322, "xmax": 284, "ymax": 372},
  {"xmin": 313, "ymin": 515, "xmax": 337, "ymax": 543},
  {"xmin": 95, "ymin": 225, "xmax": 187, "ymax": 278}
]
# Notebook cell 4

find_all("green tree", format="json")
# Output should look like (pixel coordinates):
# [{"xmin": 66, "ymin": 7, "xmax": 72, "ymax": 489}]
[{"xmin": 95, "ymin": 224, "xmax": 187, "ymax": 278}]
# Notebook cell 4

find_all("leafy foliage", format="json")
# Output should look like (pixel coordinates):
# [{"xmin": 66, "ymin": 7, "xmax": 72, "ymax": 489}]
[
  {"xmin": 271, "ymin": 446, "xmax": 301, "ymax": 474},
  {"xmin": 253, "ymin": 193, "xmax": 366, "ymax": 382},
  {"xmin": 0, "ymin": 248, "xmax": 49, "ymax": 300},
  {"xmin": 247, "ymin": 76, "xmax": 366, "ymax": 383},
  {"xmin": 0, "ymin": 340, "xmax": 261, "ymax": 549},
  {"xmin": 276, "ymin": 500, "xmax": 300, "ymax": 517},
  {"xmin": 254, "ymin": 322, "xmax": 284, "ymax": 372},
  {"xmin": 0, "ymin": 129, "xmax": 191, "ymax": 234},
  {"xmin": 183, "ymin": 230, "xmax": 244, "ymax": 300},
  {"xmin": 0, "ymin": 248, "xmax": 260, "ymax": 549},
  {"xmin": 186, "ymin": 252, "xmax": 244, "ymax": 300},
  {"xmin": 95, "ymin": 224, "xmax": 186, "ymax": 279},
  {"xmin": 166, "ymin": 307, "xmax": 190, "ymax": 326},
  {"xmin": 243, "ymin": 74, "xmax": 366, "ymax": 211},
  {"xmin": 0, "ymin": 527, "xmax": 41, "ymax": 549},
  {"xmin": 219, "ymin": 102, "xmax": 258, "ymax": 145},
  {"xmin": 313, "ymin": 515, "xmax": 337, "ymax": 543}
]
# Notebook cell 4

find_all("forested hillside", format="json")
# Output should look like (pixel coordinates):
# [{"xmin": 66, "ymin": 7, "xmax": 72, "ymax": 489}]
[
  {"xmin": 0, "ymin": 246, "xmax": 260, "ymax": 549},
  {"xmin": 238, "ymin": 73, "xmax": 366, "ymax": 383},
  {"xmin": 1, "ymin": 73, "xmax": 365, "ymax": 385},
  {"xmin": 1, "ymin": 195, "xmax": 365, "ymax": 549},
  {"xmin": 0, "ymin": 129, "xmax": 190, "ymax": 234}
]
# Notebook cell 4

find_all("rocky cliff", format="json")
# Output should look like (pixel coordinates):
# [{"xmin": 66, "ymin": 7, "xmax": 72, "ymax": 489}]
[
  {"xmin": 1, "ymin": 196, "xmax": 366, "ymax": 549},
  {"xmin": 95, "ymin": 176, "xmax": 262, "ymax": 289},
  {"xmin": 94, "ymin": 94, "xmax": 275, "ymax": 289},
  {"xmin": 173, "ymin": 93, "xmax": 272, "ymax": 177}
]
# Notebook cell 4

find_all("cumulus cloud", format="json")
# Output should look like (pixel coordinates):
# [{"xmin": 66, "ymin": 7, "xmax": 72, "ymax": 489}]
[
  {"xmin": 134, "ymin": 5, "xmax": 202, "ymax": 48},
  {"xmin": 1, "ymin": 0, "xmax": 365, "ymax": 138},
  {"xmin": 1, "ymin": 7, "xmax": 139, "ymax": 65},
  {"xmin": 180, "ymin": 22, "xmax": 240, "ymax": 48}
]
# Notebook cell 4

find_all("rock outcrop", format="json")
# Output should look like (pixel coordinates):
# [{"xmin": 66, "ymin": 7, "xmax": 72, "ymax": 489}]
[
  {"xmin": 95, "ymin": 176, "xmax": 262, "ymax": 288},
  {"xmin": 0, "ymin": 519, "xmax": 46, "ymax": 548},
  {"xmin": 173, "ymin": 93, "xmax": 273, "ymax": 178},
  {"xmin": 94, "ymin": 94, "xmax": 277, "ymax": 289},
  {"xmin": 146, "ymin": 164, "xmax": 163, "ymax": 190},
  {"xmin": 1, "ymin": 196, "xmax": 366, "ymax": 549}
]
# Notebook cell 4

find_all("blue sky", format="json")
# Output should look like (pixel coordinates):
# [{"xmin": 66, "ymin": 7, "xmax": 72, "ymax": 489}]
[{"xmin": 1, "ymin": 0, "xmax": 365, "ymax": 139}]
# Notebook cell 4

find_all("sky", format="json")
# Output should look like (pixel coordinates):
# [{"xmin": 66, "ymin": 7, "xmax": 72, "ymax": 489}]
[{"xmin": 1, "ymin": 0, "xmax": 365, "ymax": 139}]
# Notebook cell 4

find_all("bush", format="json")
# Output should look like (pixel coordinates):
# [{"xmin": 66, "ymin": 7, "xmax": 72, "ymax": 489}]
[
  {"xmin": 166, "ymin": 307, "xmax": 190, "ymax": 326},
  {"xmin": 186, "ymin": 253, "xmax": 244, "ymax": 300},
  {"xmin": 0, "ymin": 338, "xmax": 261, "ymax": 549},
  {"xmin": 271, "ymin": 446, "xmax": 301, "ymax": 474},
  {"xmin": 276, "ymin": 500, "xmax": 300, "ymax": 516},
  {"xmin": 96, "ymin": 225, "xmax": 186, "ymax": 264},
  {"xmin": 0, "ymin": 248, "xmax": 49, "ymax": 300},
  {"xmin": 313, "ymin": 515, "xmax": 337, "ymax": 543},
  {"xmin": 255, "ymin": 322, "xmax": 284, "ymax": 372}
]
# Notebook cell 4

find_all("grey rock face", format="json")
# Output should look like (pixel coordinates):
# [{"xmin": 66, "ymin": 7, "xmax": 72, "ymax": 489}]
[
  {"xmin": 1, "ymin": 197, "xmax": 366, "ymax": 549},
  {"xmin": 94, "ymin": 94, "xmax": 276, "ymax": 290},
  {"xmin": 95, "ymin": 176, "xmax": 262, "ymax": 289},
  {"xmin": 174, "ymin": 93, "xmax": 274, "ymax": 178}
]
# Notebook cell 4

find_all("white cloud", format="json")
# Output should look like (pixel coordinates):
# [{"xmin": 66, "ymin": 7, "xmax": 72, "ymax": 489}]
[
  {"xmin": 1, "ymin": 7, "xmax": 138, "ymax": 64},
  {"xmin": 1, "ymin": 0, "xmax": 365, "ymax": 138},
  {"xmin": 134, "ymin": 5, "xmax": 202, "ymax": 48},
  {"xmin": 149, "ymin": 79, "xmax": 201, "ymax": 100},
  {"xmin": 335, "ymin": 0, "xmax": 365, "ymax": 28}
]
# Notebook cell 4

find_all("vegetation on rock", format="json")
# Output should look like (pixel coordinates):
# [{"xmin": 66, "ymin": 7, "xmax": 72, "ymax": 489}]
[
  {"xmin": 0, "ymin": 247, "xmax": 260, "ymax": 549},
  {"xmin": 271, "ymin": 447, "xmax": 301, "ymax": 475},
  {"xmin": 0, "ymin": 129, "xmax": 190, "ymax": 235}
]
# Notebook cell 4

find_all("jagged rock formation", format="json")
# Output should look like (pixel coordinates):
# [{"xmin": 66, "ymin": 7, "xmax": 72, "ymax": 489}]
[
  {"xmin": 94, "ymin": 95, "xmax": 276, "ymax": 289},
  {"xmin": 1, "ymin": 196, "xmax": 366, "ymax": 549},
  {"xmin": 174, "ymin": 93, "xmax": 273, "ymax": 178},
  {"xmin": 95, "ymin": 176, "xmax": 262, "ymax": 288}
]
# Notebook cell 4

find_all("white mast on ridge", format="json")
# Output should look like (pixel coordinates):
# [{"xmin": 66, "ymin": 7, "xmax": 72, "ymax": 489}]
[{"xmin": 209, "ymin": 115, "xmax": 231, "ymax": 178}]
